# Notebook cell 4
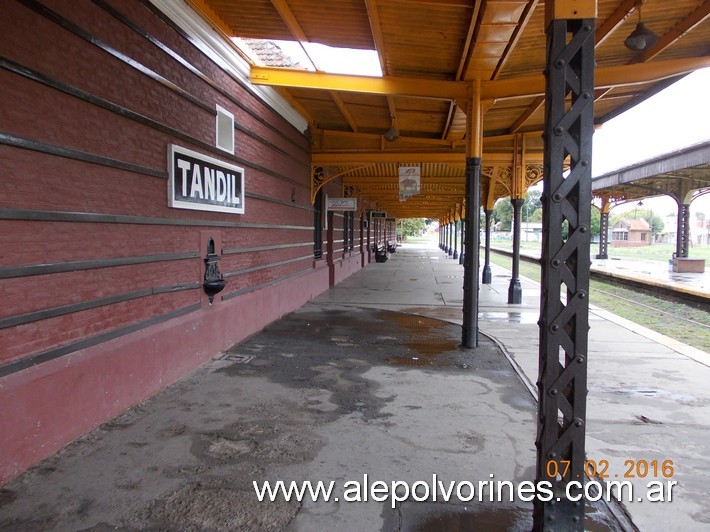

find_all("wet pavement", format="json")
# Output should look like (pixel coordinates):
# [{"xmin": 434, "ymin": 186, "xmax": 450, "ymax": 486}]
[
  {"xmin": 1, "ymin": 238, "xmax": 708, "ymax": 530},
  {"xmin": 0, "ymin": 306, "xmax": 575, "ymax": 531}
]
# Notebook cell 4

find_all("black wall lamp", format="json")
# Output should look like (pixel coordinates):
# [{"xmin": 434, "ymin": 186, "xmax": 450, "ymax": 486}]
[
  {"xmin": 624, "ymin": 1, "xmax": 659, "ymax": 52},
  {"xmin": 203, "ymin": 237, "xmax": 227, "ymax": 303}
]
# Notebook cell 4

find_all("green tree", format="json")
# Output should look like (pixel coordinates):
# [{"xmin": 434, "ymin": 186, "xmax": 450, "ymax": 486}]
[
  {"xmin": 591, "ymin": 207, "xmax": 600, "ymax": 237},
  {"xmin": 523, "ymin": 189, "xmax": 542, "ymax": 218},
  {"xmin": 493, "ymin": 197, "xmax": 513, "ymax": 231},
  {"xmin": 494, "ymin": 189, "xmax": 543, "ymax": 231},
  {"xmin": 399, "ymin": 218, "xmax": 426, "ymax": 237}
]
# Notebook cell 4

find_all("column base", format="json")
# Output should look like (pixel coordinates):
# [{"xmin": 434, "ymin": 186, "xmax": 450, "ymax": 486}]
[
  {"xmin": 459, "ymin": 253, "xmax": 465, "ymax": 265},
  {"xmin": 461, "ymin": 326, "xmax": 478, "ymax": 349},
  {"xmin": 508, "ymin": 279, "xmax": 522, "ymax": 304},
  {"xmin": 595, "ymin": 253, "xmax": 608, "ymax": 260},
  {"xmin": 482, "ymin": 265, "xmax": 492, "ymax": 284},
  {"xmin": 453, "ymin": 251, "xmax": 459, "ymax": 259}
]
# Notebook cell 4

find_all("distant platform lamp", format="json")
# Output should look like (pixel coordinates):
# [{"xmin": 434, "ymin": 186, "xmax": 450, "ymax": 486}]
[{"xmin": 624, "ymin": 1, "xmax": 659, "ymax": 52}]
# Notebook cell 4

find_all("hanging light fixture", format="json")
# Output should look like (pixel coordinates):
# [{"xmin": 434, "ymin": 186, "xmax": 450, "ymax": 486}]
[
  {"xmin": 384, "ymin": 116, "xmax": 399, "ymax": 142},
  {"xmin": 624, "ymin": 1, "xmax": 659, "ymax": 52}
]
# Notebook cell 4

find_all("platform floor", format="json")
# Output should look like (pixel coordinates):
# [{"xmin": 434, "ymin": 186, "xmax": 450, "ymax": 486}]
[{"xmin": 1, "ymin": 239, "xmax": 709, "ymax": 531}]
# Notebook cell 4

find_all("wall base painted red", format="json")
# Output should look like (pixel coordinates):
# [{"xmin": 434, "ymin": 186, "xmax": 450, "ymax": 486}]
[
  {"xmin": 0, "ymin": 266, "xmax": 330, "ymax": 484},
  {"xmin": 329, "ymin": 254, "xmax": 363, "ymax": 286}
]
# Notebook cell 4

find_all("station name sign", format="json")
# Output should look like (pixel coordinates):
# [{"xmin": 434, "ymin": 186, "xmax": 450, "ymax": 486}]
[
  {"xmin": 326, "ymin": 197, "xmax": 357, "ymax": 211},
  {"xmin": 168, "ymin": 144, "xmax": 245, "ymax": 214}
]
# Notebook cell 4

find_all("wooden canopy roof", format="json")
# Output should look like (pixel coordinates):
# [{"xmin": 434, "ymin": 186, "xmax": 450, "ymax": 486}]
[
  {"xmin": 190, "ymin": 0, "xmax": 710, "ymax": 219},
  {"xmin": 593, "ymin": 139, "xmax": 710, "ymax": 205}
]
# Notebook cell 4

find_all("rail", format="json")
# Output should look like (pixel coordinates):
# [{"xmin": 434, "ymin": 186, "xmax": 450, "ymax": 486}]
[{"xmin": 490, "ymin": 247, "xmax": 708, "ymax": 307}]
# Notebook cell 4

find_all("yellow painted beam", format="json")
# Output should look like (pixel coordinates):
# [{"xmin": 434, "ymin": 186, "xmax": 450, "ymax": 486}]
[
  {"xmin": 251, "ymin": 67, "xmax": 470, "ymax": 100},
  {"xmin": 252, "ymin": 57, "xmax": 710, "ymax": 102},
  {"xmin": 545, "ymin": 0, "xmax": 596, "ymax": 25},
  {"xmin": 314, "ymin": 128, "xmax": 466, "ymax": 148},
  {"xmin": 468, "ymin": 79, "xmax": 482, "ymax": 158},
  {"xmin": 482, "ymin": 57, "xmax": 710, "ymax": 100},
  {"xmin": 312, "ymin": 151, "xmax": 527, "ymax": 165},
  {"xmin": 314, "ymin": 152, "xmax": 466, "ymax": 165},
  {"xmin": 344, "ymin": 177, "xmax": 465, "ymax": 185}
]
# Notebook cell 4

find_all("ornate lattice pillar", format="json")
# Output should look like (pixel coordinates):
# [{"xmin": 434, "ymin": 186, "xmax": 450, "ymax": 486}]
[
  {"xmin": 677, "ymin": 203, "xmax": 691, "ymax": 258},
  {"xmin": 534, "ymin": 1, "xmax": 595, "ymax": 529},
  {"xmin": 449, "ymin": 221, "xmax": 455, "ymax": 256},
  {"xmin": 453, "ymin": 217, "xmax": 459, "ymax": 260},
  {"xmin": 459, "ymin": 208, "xmax": 466, "ymax": 265},
  {"xmin": 482, "ymin": 209, "xmax": 493, "ymax": 284},
  {"xmin": 596, "ymin": 200, "xmax": 610, "ymax": 259}
]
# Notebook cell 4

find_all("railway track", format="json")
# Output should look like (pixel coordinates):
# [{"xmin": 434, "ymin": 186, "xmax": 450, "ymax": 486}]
[{"xmin": 489, "ymin": 248, "xmax": 710, "ymax": 353}]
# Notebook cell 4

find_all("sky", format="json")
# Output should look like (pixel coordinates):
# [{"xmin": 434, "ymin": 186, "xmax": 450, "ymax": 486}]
[{"xmin": 591, "ymin": 67, "xmax": 710, "ymax": 218}]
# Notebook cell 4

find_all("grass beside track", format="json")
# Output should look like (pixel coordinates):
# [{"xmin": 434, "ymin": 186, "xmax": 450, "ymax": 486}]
[{"xmin": 489, "ymin": 251, "xmax": 710, "ymax": 353}]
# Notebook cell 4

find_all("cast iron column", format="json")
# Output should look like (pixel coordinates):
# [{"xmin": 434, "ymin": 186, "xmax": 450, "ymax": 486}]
[
  {"xmin": 448, "ymin": 221, "xmax": 454, "ymax": 257},
  {"xmin": 534, "ymin": 8, "xmax": 594, "ymax": 531},
  {"xmin": 452, "ymin": 221, "xmax": 459, "ymax": 259},
  {"xmin": 508, "ymin": 198, "xmax": 523, "ymax": 303},
  {"xmin": 596, "ymin": 210, "xmax": 609, "ymax": 259},
  {"xmin": 459, "ymin": 219, "xmax": 465, "ymax": 265},
  {"xmin": 448, "ymin": 223, "xmax": 453, "ymax": 255},
  {"xmin": 462, "ymin": 157, "xmax": 481, "ymax": 348},
  {"xmin": 677, "ymin": 203, "xmax": 691, "ymax": 258},
  {"xmin": 482, "ymin": 209, "xmax": 493, "ymax": 283}
]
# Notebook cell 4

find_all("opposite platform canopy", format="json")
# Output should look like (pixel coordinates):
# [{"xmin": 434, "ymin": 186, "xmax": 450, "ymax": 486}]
[{"xmin": 189, "ymin": 0, "xmax": 710, "ymax": 218}]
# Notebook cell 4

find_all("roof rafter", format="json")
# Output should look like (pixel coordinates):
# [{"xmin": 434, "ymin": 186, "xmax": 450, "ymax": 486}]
[
  {"xmin": 491, "ymin": 0, "xmax": 541, "ymax": 80},
  {"xmin": 269, "ymin": 0, "xmax": 363, "ymax": 132},
  {"xmin": 633, "ymin": 1, "xmax": 710, "ymax": 63},
  {"xmin": 364, "ymin": 0, "xmax": 398, "ymax": 138},
  {"xmin": 508, "ymin": 0, "xmax": 638, "ymax": 134},
  {"xmin": 442, "ymin": 0, "xmax": 481, "ymax": 140}
]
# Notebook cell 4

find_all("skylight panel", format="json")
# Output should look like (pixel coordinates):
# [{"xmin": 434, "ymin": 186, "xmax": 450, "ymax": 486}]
[{"xmin": 238, "ymin": 38, "xmax": 382, "ymax": 77}]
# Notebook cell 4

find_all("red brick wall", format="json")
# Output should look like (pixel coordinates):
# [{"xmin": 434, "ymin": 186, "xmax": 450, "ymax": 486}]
[{"xmin": 0, "ymin": 0, "xmax": 360, "ymax": 482}]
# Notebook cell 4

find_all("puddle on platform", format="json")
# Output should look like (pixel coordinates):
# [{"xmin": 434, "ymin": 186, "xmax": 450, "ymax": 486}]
[
  {"xmin": 403, "ymin": 504, "xmax": 618, "ymax": 531},
  {"xmin": 381, "ymin": 312, "xmax": 462, "ymax": 367},
  {"xmin": 386, "ymin": 313, "xmax": 447, "ymax": 331},
  {"xmin": 608, "ymin": 388, "xmax": 697, "ymax": 403},
  {"xmin": 410, "ymin": 507, "xmax": 531, "ymax": 531},
  {"xmin": 389, "ymin": 342, "xmax": 462, "ymax": 367},
  {"xmin": 407, "ymin": 337, "xmax": 461, "ymax": 356},
  {"xmin": 390, "ymin": 356, "xmax": 436, "ymax": 367},
  {"xmin": 480, "ymin": 312, "xmax": 538, "ymax": 324}
]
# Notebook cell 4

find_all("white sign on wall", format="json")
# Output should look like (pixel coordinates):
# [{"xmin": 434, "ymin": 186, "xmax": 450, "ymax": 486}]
[
  {"xmin": 326, "ymin": 197, "xmax": 358, "ymax": 211},
  {"xmin": 168, "ymin": 144, "xmax": 245, "ymax": 214}
]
